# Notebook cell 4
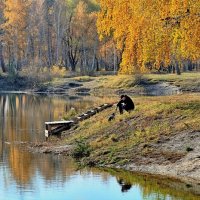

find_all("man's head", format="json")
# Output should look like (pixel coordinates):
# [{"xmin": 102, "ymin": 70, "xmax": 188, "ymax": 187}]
[{"xmin": 120, "ymin": 95, "xmax": 126, "ymax": 101}]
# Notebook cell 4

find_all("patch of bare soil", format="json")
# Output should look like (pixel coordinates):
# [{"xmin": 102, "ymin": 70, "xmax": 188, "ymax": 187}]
[
  {"xmin": 20, "ymin": 142, "xmax": 72, "ymax": 155},
  {"xmin": 125, "ymin": 131, "xmax": 200, "ymax": 184}
]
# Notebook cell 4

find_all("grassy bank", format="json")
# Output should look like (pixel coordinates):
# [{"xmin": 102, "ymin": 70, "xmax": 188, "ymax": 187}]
[
  {"xmin": 91, "ymin": 72, "xmax": 200, "ymax": 92},
  {"xmin": 145, "ymin": 73, "xmax": 200, "ymax": 92},
  {"xmin": 59, "ymin": 94, "xmax": 200, "ymax": 182},
  {"xmin": 1, "ymin": 71, "xmax": 200, "ymax": 94},
  {"xmin": 65, "ymin": 72, "xmax": 200, "ymax": 95}
]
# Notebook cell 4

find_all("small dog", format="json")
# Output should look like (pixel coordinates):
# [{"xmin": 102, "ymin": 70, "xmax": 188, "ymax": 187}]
[{"xmin": 108, "ymin": 113, "xmax": 115, "ymax": 121}]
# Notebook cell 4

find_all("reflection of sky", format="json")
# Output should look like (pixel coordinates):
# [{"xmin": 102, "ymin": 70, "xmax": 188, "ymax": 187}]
[
  {"xmin": 0, "ymin": 165, "xmax": 144, "ymax": 200},
  {"xmin": 0, "ymin": 95, "xmax": 141, "ymax": 200}
]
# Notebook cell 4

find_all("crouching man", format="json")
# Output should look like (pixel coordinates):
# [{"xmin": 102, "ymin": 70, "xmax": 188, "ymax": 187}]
[{"xmin": 117, "ymin": 95, "xmax": 135, "ymax": 114}]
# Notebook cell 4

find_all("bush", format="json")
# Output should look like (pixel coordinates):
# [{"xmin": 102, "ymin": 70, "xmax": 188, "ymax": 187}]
[
  {"xmin": 72, "ymin": 137, "xmax": 91, "ymax": 159},
  {"xmin": 64, "ymin": 108, "xmax": 77, "ymax": 120}
]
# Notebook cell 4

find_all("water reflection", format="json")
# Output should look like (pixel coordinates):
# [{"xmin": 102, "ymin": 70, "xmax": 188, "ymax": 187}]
[
  {"xmin": 0, "ymin": 94, "xmax": 199, "ymax": 200},
  {"xmin": 0, "ymin": 94, "xmax": 117, "ymax": 188},
  {"xmin": 108, "ymin": 169, "xmax": 200, "ymax": 200},
  {"xmin": 0, "ymin": 94, "xmax": 115, "ymax": 142},
  {"xmin": 1, "ymin": 154, "xmax": 199, "ymax": 200}
]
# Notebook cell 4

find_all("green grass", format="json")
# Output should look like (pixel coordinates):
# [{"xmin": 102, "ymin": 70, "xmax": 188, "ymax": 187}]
[
  {"xmin": 96, "ymin": 74, "xmax": 143, "ymax": 89},
  {"xmin": 38, "ymin": 72, "xmax": 200, "ymax": 95},
  {"xmin": 73, "ymin": 76, "xmax": 94, "ymax": 82},
  {"xmin": 61, "ymin": 94, "xmax": 200, "ymax": 166},
  {"xmin": 144, "ymin": 72, "xmax": 200, "ymax": 91},
  {"xmin": 145, "ymin": 72, "xmax": 200, "ymax": 81},
  {"xmin": 94, "ymin": 72, "xmax": 200, "ymax": 92}
]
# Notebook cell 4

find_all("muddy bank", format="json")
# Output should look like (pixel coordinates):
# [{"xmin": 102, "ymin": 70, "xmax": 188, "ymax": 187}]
[
  {"xmin": 1, "ymin": 73, "xmax": 200, "ymax": 96},
  {"xmin": 86, "ymin": 130, "xmax": 200, "ymax": 187},
  {"xmin": 27, "ymin": 143, "xmax": 72, "ymax": 155},
  {"xmin": 23, "ymin": 130, "xmax": 200, "ymax": 189},
  {"xmin": 0, "ymin": 75, "xmax": 184, "ymax": 96},
  {"xmin": 118, "ymin": 131, "xmax": 200, "ymax": 185}
]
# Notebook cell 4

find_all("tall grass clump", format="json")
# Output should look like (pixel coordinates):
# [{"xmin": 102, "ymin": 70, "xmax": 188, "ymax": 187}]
[{"xmin": 71, "ymin": 137, "xmax": 91, "ymax": 159}]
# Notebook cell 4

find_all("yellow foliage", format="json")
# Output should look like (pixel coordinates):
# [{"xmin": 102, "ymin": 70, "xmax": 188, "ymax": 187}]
[
  {"xmin": 97, "ymin": 0, "xmax": 200, "ymax": 74},
  {"xmin": 51, "ymin": 66, "xmax": 66, "ymax": 76}
]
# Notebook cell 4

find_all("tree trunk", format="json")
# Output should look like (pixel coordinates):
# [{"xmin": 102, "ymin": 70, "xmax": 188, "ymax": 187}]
[
  {"xmin": 175, "ymin": 62, "xmax": 181, "ymax": 75},
  {"xmin": 0, "ymin": 43, "xmax": 6, "ymax": 72},
  {"xmin": 56, "ymin": 4, "xmax": 62, "ymax": 65},
  {"xmin": 47, "ymin": 25, "xmax": 53, "ymax": 67}
]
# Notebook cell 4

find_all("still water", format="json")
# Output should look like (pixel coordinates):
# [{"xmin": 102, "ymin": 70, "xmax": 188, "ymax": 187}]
[{"xmin": 0, "ymin": 94, "xmax": 199, "ymax": 200}]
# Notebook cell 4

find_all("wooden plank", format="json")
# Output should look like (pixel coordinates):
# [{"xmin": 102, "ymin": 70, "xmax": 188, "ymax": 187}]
[
  {"xmin": 51, "ymin": 124, "xmax": 72, "ymax": 135},
  {"xmin": 45, "ymin": 103, "xmax": 114, "ymax": 138},
  {"xmin": 45, "ymin": 129, "xmax": 49, "ymax": 138},
  {"xmin": 45, "ymin": 121, "xmax": 74, "ymax": 138},
  {"xmin": 45, "ymin": 120, "xmax": 74, "ymax": 125}
]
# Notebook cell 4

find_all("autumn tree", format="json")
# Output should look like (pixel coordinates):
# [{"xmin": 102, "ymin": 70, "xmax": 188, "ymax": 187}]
[
  {"xmin": 97, "ymin": 0, "xmax": 200, "ymax": 74},
  {"xmin": 62, "ymin": 1, "xmax": 99, "ymax": 73},
  {"xmin": 3, "ymin": 0, "xmax": 30, "ymax": 71},
  {"xmin": 0, "ymin": 0, "xmax": 6, "ymax": 72}
]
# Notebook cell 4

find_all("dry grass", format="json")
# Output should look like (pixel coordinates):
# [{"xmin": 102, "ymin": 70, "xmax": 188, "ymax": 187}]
[
  {"xmin": 144, "ymin": 72, "xmax": 200, "ymax": 91},
  {"xmin": 71, "ymin": 72, "xmax": 200, "ymax": 92},
  {"xmin": 93, "ymin": 74, "xmax": 143, "ymax": 89},
  {"xmin": 62, "ymin": 94, "xmax": 200, "ymax": 166}
]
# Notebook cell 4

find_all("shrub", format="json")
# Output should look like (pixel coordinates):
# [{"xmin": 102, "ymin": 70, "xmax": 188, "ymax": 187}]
[
  {"xmin": 72, "ymin": 137, "xmax": 91, "ymax": 159},
  {"xmin": 64, "ymin": 108, "xmax": 77, "ymax": 120}
]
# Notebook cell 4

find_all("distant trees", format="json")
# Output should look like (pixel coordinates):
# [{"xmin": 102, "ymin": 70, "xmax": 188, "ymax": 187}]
[
  {"xmin": 3, "ymin": 0, "xmax": 30, "ymax": 72},
  {"xmin": 0, "ymin": 0, "xmax": 6, "ymax": 72},
  {"xmin": 1, "ymin": 0, "xmax": 199, "ymax": 75},
  {"xmin": 0, "ymin": 0, "xmax": 114, "ymax": 75},
  {"xmin": 97, "ymin": 0, "xmax": 200, "ymax": 74}
]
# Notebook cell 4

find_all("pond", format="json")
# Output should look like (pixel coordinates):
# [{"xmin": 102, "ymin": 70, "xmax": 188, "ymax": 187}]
[{"xmin": 0, "ymin": 93, "xmax": 199, "ymax": 200}]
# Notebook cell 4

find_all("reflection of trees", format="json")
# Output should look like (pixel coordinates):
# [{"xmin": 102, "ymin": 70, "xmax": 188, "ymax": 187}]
[
  {"xmin": 80, "ymin": 167, "xmax": 110, "ymax": 184},
  {"xmin": 0, "ymin": 93, "xmax": 119, "ymax": 188},
  {"xmin": 104, "ymin": 168, "xmax": 198, "ymax": 199},
  {"xmin": 37, "ymin": 155, "xmax": 79, "ymax": 184},
  {"xmin": 65, "ymin": 96, "xmax": 117, "ymax": 114},
  {"xmin": 9, "ymin": 146, "xmax": 34, "ymax": 185},
  {"xmin": 0, "ymin": 95, "xmax": 6, "ymax": 160},
  {"xmin": 0, "ymin": 94, "xmax": 68, "ymax": 142},
  {"xmin": 0, "ymin": 94, "xmax": 70, "ymax": 186},
  {"xmin": 36, "ymin": 154, "xmax": 61, "ymax": 181}
]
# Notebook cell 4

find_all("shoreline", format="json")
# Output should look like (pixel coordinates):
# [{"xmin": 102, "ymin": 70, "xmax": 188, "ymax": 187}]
[
  {"xmin": 1, "ymin": 74, "xmax": 200, "ymax": 193},
  {"xmin": 1, "ymin": 73, "xmax": 199, "ymax": 96},
  {"xmin": 23, "ymin": 139, "xmax": 200, "ymax": 196},
  {"xmin": 24, "ymin": 129, "xmax": 200, "ymax": 189},
  {"xmin": 16, "ymin": 139, "xmax": 200, "ymax": 196}
]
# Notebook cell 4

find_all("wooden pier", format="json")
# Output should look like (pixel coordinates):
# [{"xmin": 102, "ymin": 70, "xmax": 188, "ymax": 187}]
[{"xmin": 45, "ymin": 103, "xmax": 113, "ymax": 139}]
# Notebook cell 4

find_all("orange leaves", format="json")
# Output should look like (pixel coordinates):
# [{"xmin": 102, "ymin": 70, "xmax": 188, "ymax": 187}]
[{"xmin": 97, "ymin": 0, "xmax": 200, "ymax": 74}]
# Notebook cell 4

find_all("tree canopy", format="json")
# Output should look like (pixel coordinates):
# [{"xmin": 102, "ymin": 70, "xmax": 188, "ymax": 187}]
[{"xmin": 97, "ymin": 0, "xmax": 200, "ymax": 74}]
